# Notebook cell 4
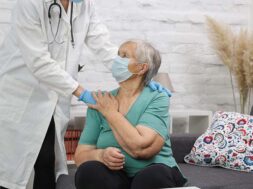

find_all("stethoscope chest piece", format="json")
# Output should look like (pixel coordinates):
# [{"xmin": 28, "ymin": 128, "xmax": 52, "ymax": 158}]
[{"xmin": 48, "ymin": 0, "xmax": 75, "ymax": 48}]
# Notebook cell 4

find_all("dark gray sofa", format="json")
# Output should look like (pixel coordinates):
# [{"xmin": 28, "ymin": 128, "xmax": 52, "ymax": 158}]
[
  {"xmin": 57, "ymin": 107, "xmax": 253, "ymax": 189},
  {"xmin": 57, "ymin": 134, "xmax": 253, "ymax": 189}
]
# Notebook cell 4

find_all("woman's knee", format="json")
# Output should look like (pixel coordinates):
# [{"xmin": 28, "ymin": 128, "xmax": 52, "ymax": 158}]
[
  {"xmin": 131, "ymin": 164, "xmax": 182, "ymax": 189},
  {"xmin": 75, "ymin": 161, "xmax": 107, "ymax": 188},
  {"xmin": 75, "ymin": 161, "xmax": 105, "ymax": 179},
  {"xmin": 75, "ymin": 161, "xmax": 130, "ymax": 189}
]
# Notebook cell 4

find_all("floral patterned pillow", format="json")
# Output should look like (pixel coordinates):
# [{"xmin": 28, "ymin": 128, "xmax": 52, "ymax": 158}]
[{"xmin": 184, "ymin": 111, "xmax": 253, "ymax": 172}]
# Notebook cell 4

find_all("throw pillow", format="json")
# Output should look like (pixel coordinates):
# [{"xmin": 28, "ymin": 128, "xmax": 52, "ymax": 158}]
[{"xmin": 184, "ymin": 111, "xmax": 253, "ymax": 172}]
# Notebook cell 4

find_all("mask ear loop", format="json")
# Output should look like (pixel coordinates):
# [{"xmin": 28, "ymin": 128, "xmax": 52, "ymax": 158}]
[{"xmin": 48, "ymin": 0, "xmax": 62, "ymax": 44}]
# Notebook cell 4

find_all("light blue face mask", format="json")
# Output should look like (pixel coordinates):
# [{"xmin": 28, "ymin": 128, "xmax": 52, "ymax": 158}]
[
  {"xmin": 71, "ymin": 0, "xmax": 83, "ymax": 3},
  {"xmin": 112, "ymin": 56, "xmax": 134, "ymax": 83}
]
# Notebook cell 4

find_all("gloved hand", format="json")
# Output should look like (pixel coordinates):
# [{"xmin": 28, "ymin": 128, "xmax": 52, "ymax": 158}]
[
  {"xmin": 148, "ymin": 80, "xmax": 172, "ymax": 97},
  {"xmin": 78, "ymin": 90, "xmax": 97, "ymax": 104}
]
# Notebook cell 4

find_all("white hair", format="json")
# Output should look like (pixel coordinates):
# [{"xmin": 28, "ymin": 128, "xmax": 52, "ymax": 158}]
[{"xmin": 125, "ymin": 39, "xmax": 161, "ymax": 85}]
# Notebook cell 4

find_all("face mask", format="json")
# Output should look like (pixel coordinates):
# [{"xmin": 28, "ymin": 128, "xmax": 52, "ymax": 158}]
[
  {"xmin": 71, "ymin": 0, "xmax": 83, "ymax": 3},
  {"xmin": 112, "ymin": 56, "xmax": 134, "ymax": 83}
]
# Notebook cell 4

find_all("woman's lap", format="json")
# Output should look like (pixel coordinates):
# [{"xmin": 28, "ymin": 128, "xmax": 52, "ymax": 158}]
[
  {"xmin": 75, "ymin": 161, "xmax": 130, "ymax": 189},
  {"xmin": 75, "ymin": 161, "xmax": 186, "ymax": 189},
  {"xmin": 131, "ymin": 164, "xmax": 187, "ymax": 189}
]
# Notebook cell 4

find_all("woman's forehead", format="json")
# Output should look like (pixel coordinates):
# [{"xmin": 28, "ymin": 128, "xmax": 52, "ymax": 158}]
[{"xmin": 119, "ymin": 42, "xmax": 137, "ymax": 53}]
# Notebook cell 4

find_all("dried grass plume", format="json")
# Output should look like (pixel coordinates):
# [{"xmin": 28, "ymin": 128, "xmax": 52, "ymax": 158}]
[{"xmin": 206, "ymin": 17, "xmax": 253, "ymax": 114}]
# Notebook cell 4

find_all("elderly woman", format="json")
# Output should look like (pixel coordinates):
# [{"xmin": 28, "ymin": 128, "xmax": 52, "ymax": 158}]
[{"xmin": 74, "ymin": 40, "xmax": 187, "ymax": 189}]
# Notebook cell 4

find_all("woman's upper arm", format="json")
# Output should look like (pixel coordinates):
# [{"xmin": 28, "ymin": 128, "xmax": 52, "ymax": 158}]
[
  {"xmin": 137, "ymin": 93, "xmax": 169, "ymax": 140},
  {"xmin": 75, "ymin": 108, "xmax": 101, "ymax": 162},
  {"xmin": 134, "ymin": 93, "xmax": 169, "ymax": 158},
  {"xmin": 78, "ymin": 108, "xmax": 101, "ymax": 145},
  {"xmin": 133, "ymin": 125, "xmax": 165, "ymax": 159}
]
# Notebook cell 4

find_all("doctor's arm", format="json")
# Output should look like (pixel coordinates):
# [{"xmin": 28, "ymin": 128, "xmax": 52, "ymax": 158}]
[{"xmin": 14, "ymin": 0, "xmax": 82, "ymax": 97}]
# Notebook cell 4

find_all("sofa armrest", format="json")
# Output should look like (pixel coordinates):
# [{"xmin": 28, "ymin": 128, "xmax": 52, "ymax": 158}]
[{"xmin": 170, "ymin": 134, "xmax": 199, "ymax": 163}]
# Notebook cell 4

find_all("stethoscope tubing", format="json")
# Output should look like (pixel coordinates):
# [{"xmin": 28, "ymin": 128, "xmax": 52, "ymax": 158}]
[{"xmin": 48, "ymin": 0, "xmax": 75, "ymax": 48}]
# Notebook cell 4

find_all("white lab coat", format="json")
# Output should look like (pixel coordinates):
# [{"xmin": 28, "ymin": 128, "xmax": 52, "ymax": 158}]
[{"xmin": 0, "ymin": 0, "xmax": 117, "ymax": 188}]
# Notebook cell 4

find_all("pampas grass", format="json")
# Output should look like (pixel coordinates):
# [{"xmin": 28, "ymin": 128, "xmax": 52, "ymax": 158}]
[
  {"xmin": 243, "ymin": 35, "xmax": 253, "ymax": 88},
  {"xmin": 242, "ymin": 34, "xmax": 253, "ymax": 113},
  {"xmin": 234, "ymin": 30, "xmax": 249, "ymax": 113},
  {"xmin": 206, "ymin": 17, "xmax": 234, "ymax": 69},
  {"xmin": 206, "ymin": 17, "xmax": 253, "ymax": 114},
  {"xmin": 206, "ymin": 17, "xmax": 237, "ymax": 112}
]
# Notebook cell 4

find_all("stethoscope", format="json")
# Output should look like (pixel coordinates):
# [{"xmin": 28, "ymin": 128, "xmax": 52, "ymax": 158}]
[{"xmin": 48, "ymin": 0, "xmax": 75, "ymax": 48}]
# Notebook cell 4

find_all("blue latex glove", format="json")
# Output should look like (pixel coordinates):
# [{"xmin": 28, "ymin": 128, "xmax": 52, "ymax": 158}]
[
  {"xmin": 148, "ymin": 80, "xmax": 172, "ymax": 97},
  {"xmin": 78, "ymin": 90, "xmax": 96, "ymax": 104}
]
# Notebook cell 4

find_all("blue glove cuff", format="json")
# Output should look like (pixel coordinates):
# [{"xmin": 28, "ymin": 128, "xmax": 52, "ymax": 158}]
[{"xmin": 78, "ymin": 90, "xmax": 96, "ymax": 104}]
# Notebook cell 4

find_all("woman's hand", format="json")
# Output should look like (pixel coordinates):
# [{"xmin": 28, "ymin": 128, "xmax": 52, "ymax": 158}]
[
  {"xmin": 99, "ymin": 147, "xmax": 125, "ymax": 170},
  {"xmin": 88, "ymin": 91, "xmax": 119, "ymax": 117}
]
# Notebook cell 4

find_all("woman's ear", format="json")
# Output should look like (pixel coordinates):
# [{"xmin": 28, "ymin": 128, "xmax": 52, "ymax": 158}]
[{"xmin": 137, "ymin": 63, "xmax": 149, "ymax": 76}]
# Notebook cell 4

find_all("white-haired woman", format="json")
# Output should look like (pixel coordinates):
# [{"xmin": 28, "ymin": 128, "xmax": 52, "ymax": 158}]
[{"xmin": 74, "ymin": 40, "xmax": 187, "ymax": 189}]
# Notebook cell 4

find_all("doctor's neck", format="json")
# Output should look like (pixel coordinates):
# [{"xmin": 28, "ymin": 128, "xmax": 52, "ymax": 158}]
[{"xmin": 60, "ymin": 0, "xmax": 70, "ymax": 12}]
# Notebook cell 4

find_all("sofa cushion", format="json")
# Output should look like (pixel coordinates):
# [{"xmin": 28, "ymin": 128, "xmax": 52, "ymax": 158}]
[
  {"xmin": 170, "ymin": 134, "xmax": 199, "ymax": 163},
  {"xmin": 179, "ymin": 163, "xmax": 253, "ymax": 189},
  {"xmin": 56, "ymin": 165, "xmax": 76, "ymax": 189},
  {"xmin": 57, "ymin": 163, "xmax": 253, "ymax": 189},
  {"xmin": 56, "ymin": 174, "xmax": 75, "ymax": 189},
  {"xmin": 184, "ymin": 111, "xmax": 253, "ymax": 172}
]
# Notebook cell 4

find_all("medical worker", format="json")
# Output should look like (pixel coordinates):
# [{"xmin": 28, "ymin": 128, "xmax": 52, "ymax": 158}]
[{"xmin": 0, "ymin": 0, "xmax": 169, "ymax": 189}]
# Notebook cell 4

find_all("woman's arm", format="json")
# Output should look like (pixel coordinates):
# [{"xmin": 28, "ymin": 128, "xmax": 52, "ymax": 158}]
[
  {"xmin": 74, "ymin": 108, "xmax": 125, "ymax": 170},
  {"xmin": 89, "ymin": 92, "xmax": 168, "ymax": 159},
  {"xmin": 74, "ymin": 145, "xmax": 103, "ymax": 166},
  {"xmin": 106, "ymin": 113, "xmax": 165, "ymax": 159},
  {"xmin": 74, "ymin": 145, "xmax": 125, "ymax": 170}
]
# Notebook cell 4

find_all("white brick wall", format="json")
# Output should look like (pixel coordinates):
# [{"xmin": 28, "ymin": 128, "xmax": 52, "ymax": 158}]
[{"xmin": 0, "ymin": 0, "xmax": 250, "ymax": 113}]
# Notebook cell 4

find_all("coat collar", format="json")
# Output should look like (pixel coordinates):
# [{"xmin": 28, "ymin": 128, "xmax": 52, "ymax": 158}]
[{"xmin": 44, "ymin": 0, "xmax": 82, "ymax": 24}]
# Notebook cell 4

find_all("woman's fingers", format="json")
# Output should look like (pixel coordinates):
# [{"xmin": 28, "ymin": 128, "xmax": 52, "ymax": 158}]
[
  {"xmin": 87, "ymin": 104, "xmax": 97, "ymax": 109},
  {"xmin": 104, "ymin": 92, "xmax": 109, "ymax": 98},
  {"xmin": 108, "ymin": 166, "xmax": 124, "ymax": 170},
  {"xmin": 92, "ymin": 92, "xmax": 99, "ymax": 102},
  {"xmin": 109, "ymin": 93, "xmax": 115, "ymax": 100},
  {"xmin": 97, "ymin": 90, "xmax": 103, "ymax": 98},
  {"xmin": 108, "ymin": 155, "xmax": 124, "ymax": 163},
  {"xmin": 87, "ymin": 93, "xmax": 99, "ymax": 110},
  {"xmin": 106, "ymin": 158, "xmax": 124, "ymax": 170},
  {"xmin": 103, "ymin": 156, "xmax": 124, "ymax": 170},
  {"xmin": 107, "ymin": 161, "xmax": 124, "ymax": 167},
  {"xmin": 111, "ymin": 150, "xmax": 125, "ymax": 159},
  {"xmin": 106, "ymin": 151, "xmax": 124, "ymax": 162},
  {"xmin": 102, "ymin": 148, "xmax": 125, "ymax": 170}
]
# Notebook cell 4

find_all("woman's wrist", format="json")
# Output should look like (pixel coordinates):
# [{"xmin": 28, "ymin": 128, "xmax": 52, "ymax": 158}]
[
  {"xmin": 97, "ymin": 149, "xmax": 105, "ymax": 163},
  {"xmin": 104, "ymin": 110, "xmax": 121, "ymax": 122}
]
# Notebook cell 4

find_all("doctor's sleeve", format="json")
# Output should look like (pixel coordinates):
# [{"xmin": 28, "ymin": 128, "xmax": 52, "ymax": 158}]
[
  {"xmin": 85, "ymin": 0, "xmax": 118, "ymax": 70},
  {"xmin": 14, "ymin": 0, "xmax": 78, "ymax": 97},
  {"xmin": 138, "ymin": 93, "xmax": 170, "ymax": 140},
  {"xmin": 78, "ymin": 108, "xmax": 101, "ymax": 145}
]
